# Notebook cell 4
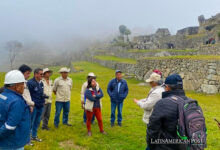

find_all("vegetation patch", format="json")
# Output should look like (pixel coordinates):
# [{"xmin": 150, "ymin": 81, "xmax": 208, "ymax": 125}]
[{"xmin": 94, "ymin": 55, "xmax": 137, "ymax": 64}]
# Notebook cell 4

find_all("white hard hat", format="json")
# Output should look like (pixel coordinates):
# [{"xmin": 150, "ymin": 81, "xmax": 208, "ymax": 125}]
[
  {"xmin": 145, "ymin": 72, "xmax": 161, "ymax": 83},
  {"xmin": 88, "ymin": 72, "xmax": 96, "ymax": 77},
  {"xmin": 59, "ymin": 67, "xmax": 70, "ymax": 73},
  {"xmin": 4, "ymin": 70, "xmax": 26, "ymax": 84}
]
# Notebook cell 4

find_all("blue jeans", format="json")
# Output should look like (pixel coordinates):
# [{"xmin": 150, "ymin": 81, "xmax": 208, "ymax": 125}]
[
  {"xmin": 111, "ymin": 101, "xmax": 123, "ymax": 124},
  {"xmin": 54, "ymin": 101, "xmax": 70, "ymax": 126},
  {"xmin": 83, "ymin": 110, "xmax": 95, "ymax": 123},
  {"xmin": 31, "ymin": 107, "xmax": 43, "ymax": 138}
]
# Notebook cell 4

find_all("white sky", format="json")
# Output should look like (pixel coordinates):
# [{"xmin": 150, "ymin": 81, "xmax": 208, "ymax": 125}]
[{"xmin": 0, "ymin": 0, "xmax": 220, "ymax": 45}]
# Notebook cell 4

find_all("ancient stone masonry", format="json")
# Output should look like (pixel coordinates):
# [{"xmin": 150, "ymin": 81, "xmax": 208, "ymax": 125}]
[
  {"xmin": 85, "ymin": 55, "xmax": 220, "ymax": 94},
  {"xmin": 177, "ymin": 27, "xmax": 199, "ymax": 36},
  {"xmin": 132, "ymin": 13, "xmax": 220, "ymax": 50},
  {"xmin": 136, "ymin": 59, "xmax": 220, "ymax": 94}
]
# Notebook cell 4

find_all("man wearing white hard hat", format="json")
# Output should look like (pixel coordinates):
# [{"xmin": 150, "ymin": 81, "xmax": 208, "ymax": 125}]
[
  {"xmin": 41, "ymin": 68, "xmax": 53, "ymax": 130},
  {"xmin": 53, "ymin": 67, "xmax": 73, "ymax": 128},
  {"xmin": 81, "ymin": 72, "xmax": 99, "ymax": 124},
  {"xmin": 133, "ymin": 72, "xmax": 164, "ymax": 149},
  {"xmin": 0, "ymin": 70, "xmax": 31, "ymax": 150}
]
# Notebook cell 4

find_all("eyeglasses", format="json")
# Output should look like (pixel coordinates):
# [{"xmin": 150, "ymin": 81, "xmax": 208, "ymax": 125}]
[{"xmin": 39, "ymin": 74, "xmax": 43, "ymax": 76}]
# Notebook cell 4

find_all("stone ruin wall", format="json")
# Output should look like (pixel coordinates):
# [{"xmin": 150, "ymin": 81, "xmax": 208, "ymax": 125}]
[
  {"xmin": 85, "ymin": 54, "xmax": 220, "ymax": 94},
  {"xmin": 136, "ymin": 59, "xmax": 220, "ymax": 94}
]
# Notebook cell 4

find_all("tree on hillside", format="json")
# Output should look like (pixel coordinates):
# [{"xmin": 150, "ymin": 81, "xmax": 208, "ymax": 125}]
[
  {"xmin": 5, "ymin": 40, "xmax": 23, "ymax": 69},
  {"xmin": 119, "ymin": 25, "xmax": 127, "ymax": 35},
  {"xmin": 125, "ymin": 29, "xmax": 131, "ymax": 42},
  {"xmin": 119, "ymin": 25, "xmax": 131, "ymax": 42},
  {"xmin": 119, "ymin": 25, "xmax": 127, "ymax": 41}
]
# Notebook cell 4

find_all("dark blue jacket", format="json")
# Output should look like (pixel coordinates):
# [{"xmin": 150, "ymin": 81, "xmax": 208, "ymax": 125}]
[
  {"xmin": 0, "ymin": 89, "xmax": 31, "ymax": 149},
  {"xmin": 107, "ymin": 78, "xmax": 128, "ymax": 103},
  {"xmin": 85, "ymin": 88, "xmax": 103, "ymax": 108},
  {"xmin": 27, "ymin": 78, "xmax": 45, "ymax": 108},
  {"xmin": 147, "ymin": 89, "xmax": 187, "ymax": 150}
]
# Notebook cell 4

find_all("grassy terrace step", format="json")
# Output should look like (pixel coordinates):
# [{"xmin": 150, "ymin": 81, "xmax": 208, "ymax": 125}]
[
  {"xmin": 127, "ymin": 49, "xmax": 197, "ymax": 53},
  {"xmin": 94, "ymin": 55, "xmax": 137, "ymax": 64},
  {"xmin": 141, "ymin": 55, "xmax": 220, "ymax": 60}
]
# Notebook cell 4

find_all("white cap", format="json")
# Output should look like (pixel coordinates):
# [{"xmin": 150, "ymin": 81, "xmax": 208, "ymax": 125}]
[
  {"xmin": 4, "ymin": 70, "xmax": 26, "ymax": 84},
  {"xmin": 88, "ymin": 72, "xmax": 96, "ymax": 77},
  {"xmin": 145, "ymin": 72, "xmax": 161, "ymax": 83},
  {"xmin": 59, "ymin": 67, "xmax": 70, "ymax": 73},
  {"xmin": 43, "ymin": 68, "xmax": 52, "ymax": 74}
]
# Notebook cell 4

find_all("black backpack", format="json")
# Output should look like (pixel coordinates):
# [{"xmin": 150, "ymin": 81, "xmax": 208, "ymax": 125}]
[{"xmin": 171, "ymin": 96, "xmax": 207, "ymax": 150}]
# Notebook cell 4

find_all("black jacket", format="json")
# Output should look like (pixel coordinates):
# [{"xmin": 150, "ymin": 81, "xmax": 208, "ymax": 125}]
[{"xmin": 147, "ymin": 89, "xmax": 187, "ymax": 150}]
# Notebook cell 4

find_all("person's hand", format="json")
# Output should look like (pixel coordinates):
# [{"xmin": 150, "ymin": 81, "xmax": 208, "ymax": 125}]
[
  {"xmin": 30, "ymin": 106, "xmax": 34, "ymax": 113},
  {"xmin": 93, "ymin": 95, "xmax": 96, "ymax": 97},
  {"xmin": 133, "ymin": 98, "xmax": 138, "ymax": 103}
]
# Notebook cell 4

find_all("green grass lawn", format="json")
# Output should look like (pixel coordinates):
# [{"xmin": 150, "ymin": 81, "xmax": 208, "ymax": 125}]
[
  {"xmin": 94, "ymin": 55, "xmax": 137, "ymax": 64},
  {"xmin": 0, "ymin": 62, "xmax": 220, "ymax": 150}
]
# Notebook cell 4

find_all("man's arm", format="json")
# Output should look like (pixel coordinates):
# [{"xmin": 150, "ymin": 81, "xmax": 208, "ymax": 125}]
[
  {"xmin": 107, "ymin": 80, "xmax": 113, "ymax": 97},
  {"xmin": 137, "ymin": 93, "xmax": 161, "ymax": 110},
  {"xmin": 0, "ymin": 100, "xmax": 25, "ymax": 139},
  {"xmin": 122, "ymin": 81, "xmax": 129, "ymax": 99},
  {"xmin": 81, "ymin": 82, "xmax": 86, "ymax": 103},
  {"xmin": 53, "ymin": 79, "xmax": 58, "ymax": 95}
]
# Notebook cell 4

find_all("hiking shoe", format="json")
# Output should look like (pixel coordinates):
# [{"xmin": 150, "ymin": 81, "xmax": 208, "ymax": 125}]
[
  {"xmin": 88, "ymin": 131, "xmax": 92, "ymax": 136},
  {"xmin": 111, "ymin": 123, "xmax": 114, "ymax": 127},
  {"xmin": 54, "ymin": 124, "xmax": 59, "ymax": 128},
  {"xmin": 31, "ymin": 137, "xmax": 42, "ymax": 142},
  {"xmin": 118, "ymin": 123, "xmax": 122, "ymax": 127},
  {"xmin": 63, "ymin": 123, "xmax": 72, "ymax": 126}
]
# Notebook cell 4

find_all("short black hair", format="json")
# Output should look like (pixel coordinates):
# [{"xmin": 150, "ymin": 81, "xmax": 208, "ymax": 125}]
[
  {"xmin": 34, "ymin": 68, "xmax": 43, "ymax": 74},
  {"xmin": 18, "ymin": 64, "xmax": 32, "ymax": 73}
]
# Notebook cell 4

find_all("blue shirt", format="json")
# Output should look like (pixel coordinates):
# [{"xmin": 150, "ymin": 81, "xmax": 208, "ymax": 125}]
[
  {"xmin": 27, "ymin": 78, "xmax": 45, "ymax": 108},
  {"xmin": 118, "ymin": 81, "xmax": 121, "ymax": 93},
  {"xmin": 0, "ymin": 89, "xmax": 31, "ymax": 149}
]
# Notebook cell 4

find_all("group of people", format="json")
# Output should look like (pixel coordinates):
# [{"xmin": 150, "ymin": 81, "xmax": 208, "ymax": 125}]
[
  {"xmin": 0, "ymin": 65, "xmax": 73, "ymax": 149},
  {"xmin": 0, "ymin": 64, "xmax": 208, "ymax": 150},
  {"xmin": 0, "ymin": 65, "xmax": 129, "ymax": 150}
]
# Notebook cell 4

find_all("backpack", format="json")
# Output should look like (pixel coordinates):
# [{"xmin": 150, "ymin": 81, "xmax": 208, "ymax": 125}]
[{"xmin": 171, "ymin": 96, "xmax": 207, "ymax": 150}]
